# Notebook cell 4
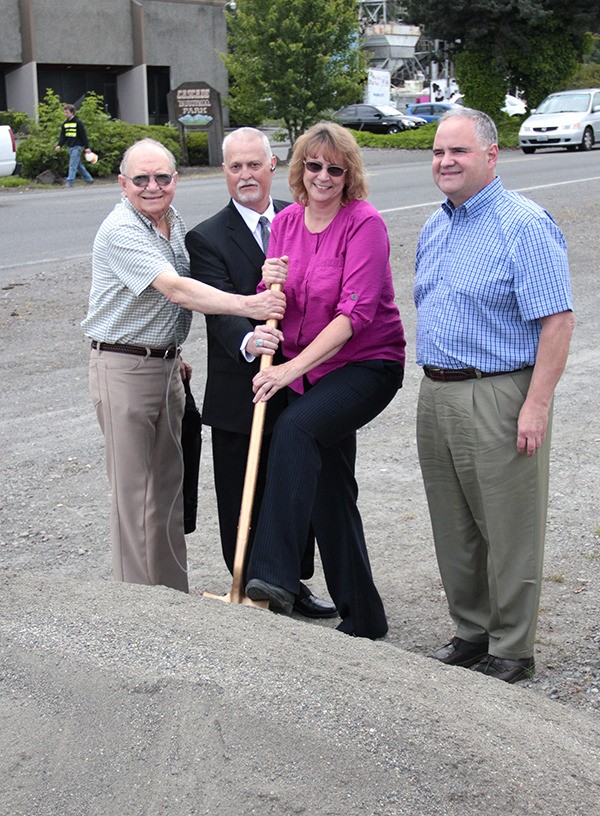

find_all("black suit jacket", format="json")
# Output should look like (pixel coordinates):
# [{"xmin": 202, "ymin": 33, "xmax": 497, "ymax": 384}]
[{"xmin": 185, "ymin": 198, "xmax": 290, "ymax": 435}]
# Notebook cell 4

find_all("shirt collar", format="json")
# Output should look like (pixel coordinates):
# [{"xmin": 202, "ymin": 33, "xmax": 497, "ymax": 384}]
[
  {"xmin": 442, "ymin": 175, "xmax": 503, "ymax": 219},
  {"xmin": 121, "ymin": 196, "xmax": 179, "ymax": 230},
  {"xmin": 232, "ymin": 197, "xmax": 275, "ymax": 233}
]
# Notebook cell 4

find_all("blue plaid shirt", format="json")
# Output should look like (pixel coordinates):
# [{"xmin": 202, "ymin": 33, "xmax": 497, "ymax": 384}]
[
  {"xmin": 82, "ymin": 198, "xmax": 192, "ymax": 347},
  {"xmin": 414, "ymin": 176, "xmax": 572, "ymax": 371}
]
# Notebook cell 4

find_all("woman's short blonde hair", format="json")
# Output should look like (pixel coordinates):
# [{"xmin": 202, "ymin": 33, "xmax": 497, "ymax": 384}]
[{"xmin": 288, "ymin": 122, "xmax": 368, "ymax": 205}]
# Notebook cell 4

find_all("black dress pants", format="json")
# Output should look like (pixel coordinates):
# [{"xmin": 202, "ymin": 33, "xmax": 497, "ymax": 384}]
[
  {"xmin": 246, "ymin": 360, "xmax": 403, "ymax": 639},
  {"xmin": 211, "ymin": 428, "xmax": 315, "ymax": 580}
]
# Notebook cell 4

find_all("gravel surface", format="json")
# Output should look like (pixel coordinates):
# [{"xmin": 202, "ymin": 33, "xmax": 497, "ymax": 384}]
[{"xmin": 0, "ymin": 153, "xmax": 598, "ymax": 814}]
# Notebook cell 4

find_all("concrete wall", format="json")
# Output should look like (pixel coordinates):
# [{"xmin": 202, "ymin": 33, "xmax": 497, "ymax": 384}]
[
  {"xmin": 145, "ymin": 1, "xmax": 228, "ymax": 93},
  {"xmin": 0, "ymin": 1, "xmax": 22, "ymax": 62},
  {"xmin": 5, "ymin": 63, "xmax": 38, "ymax": 118},
  {"xmin": 32, "ymin": 0, "xmax": 135, "ymax": 65},
  {"xmin": 118, "ymin": 65, "xmax": 149, "ymax": 124},
  {"xmin": 0, "ymin": 0, "xmax": 228, "ymax": 121}
]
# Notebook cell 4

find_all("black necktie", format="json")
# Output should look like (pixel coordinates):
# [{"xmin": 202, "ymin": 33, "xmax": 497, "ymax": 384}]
[{"xmin": 258, "ymin": 215, "xmax": 270, "ymax": 254}]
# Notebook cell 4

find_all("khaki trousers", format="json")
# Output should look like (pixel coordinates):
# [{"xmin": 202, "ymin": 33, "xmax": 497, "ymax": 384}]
[
  {"xmin": 417, "ymin": 368, "xmax": 551, "ymax": 658},
  {"xmin": 89, "ymin": 348, "xmax": 188, "ymax": 592}
]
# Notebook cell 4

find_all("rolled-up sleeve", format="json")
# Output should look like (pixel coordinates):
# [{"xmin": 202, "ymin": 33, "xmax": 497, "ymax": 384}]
[{"xmin": 335, "ymin": 212, "xmax": 390, "ymax": 336}]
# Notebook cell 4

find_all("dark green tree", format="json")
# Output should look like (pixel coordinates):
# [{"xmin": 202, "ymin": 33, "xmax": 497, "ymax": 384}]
[
  {"xmin": 405, "ymin": 0, "xmax": 600, "ymax": 112},
  {"xmin": 222, "ymin": 0, "xmax": 367, "ymax": 145},
  {"xmin": 549, "ymin": 32, "xmax": 600, "ymax": 90},
  {"xmin": 504, "ymin": 20, "xmax": 582, "ymax": 107},
  {"xmin": 453, "ymin": 48, "xmax": 506, "ymax": 116}
]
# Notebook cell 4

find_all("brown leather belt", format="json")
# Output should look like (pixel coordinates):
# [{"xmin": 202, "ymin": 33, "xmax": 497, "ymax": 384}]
[
  {"xmin": 91, "ymin": 340, "xmax": 180, "ymax": 359},
  {"xmin": 423, "ymin": 365, "xmax": 528, "ymax": 382}
]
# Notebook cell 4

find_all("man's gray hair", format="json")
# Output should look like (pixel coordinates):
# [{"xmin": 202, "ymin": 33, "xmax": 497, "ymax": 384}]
[
  {"xmin": 222, "ymin": 127, "xmax": 273, "ymax": 163},
  {"xmin": 438, "ymin": 107, "xmax": 498, "ymax": 147},
  {"xmin": 120, "ymin": 138, "xmax": 177, "ymax": 175}
]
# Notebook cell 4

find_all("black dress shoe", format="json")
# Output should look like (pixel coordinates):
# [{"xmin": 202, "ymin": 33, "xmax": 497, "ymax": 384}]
[
  {"xmin": 293, "ymin": 583, "xmax": 338, "ymax": 619},
  {"xmin": 430, "ymin": 636, "xmax": 489, "ymax": 667},
  {"xmin": 471, "ymin": 655, "xmax": 535, "ymax": 684},
  {"xmin": 245, "ymin": 579, "xmax": 294, "ymax": 615}
]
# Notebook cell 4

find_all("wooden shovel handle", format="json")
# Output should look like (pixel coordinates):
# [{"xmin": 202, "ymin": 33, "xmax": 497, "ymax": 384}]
[{"xmin": 229, "ymin": 284, "xmax": 282, "ymax": 602}]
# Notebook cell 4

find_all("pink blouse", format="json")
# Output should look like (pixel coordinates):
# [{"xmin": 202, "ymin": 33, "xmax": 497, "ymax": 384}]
[{"xmin": 261, "ymin": 199, "xmax": 406, "ymax": 393}]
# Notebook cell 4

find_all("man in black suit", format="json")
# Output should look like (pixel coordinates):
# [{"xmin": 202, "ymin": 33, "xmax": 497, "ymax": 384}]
[{"xmin": 185, "ymin": 127, "xmax": 336, "ymax": 618}]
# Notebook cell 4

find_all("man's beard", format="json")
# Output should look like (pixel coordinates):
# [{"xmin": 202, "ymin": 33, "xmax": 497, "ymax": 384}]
[{"xmin": 236, "ymin": 181, "xmax": 262, "ymax": 203}]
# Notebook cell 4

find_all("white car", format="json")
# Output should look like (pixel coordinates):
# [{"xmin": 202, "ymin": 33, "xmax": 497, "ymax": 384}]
[
  {"xmin": 0, "ymin": 125, "xmax": 17, "ymax": 176},
  {"xmin": 502, "ymin": 94, "xmax": 527, "ymax": 116},
  {"xmin": 451, "ymin": 93, "xmax": 526, "ymax": 116},
  {"xmin": 519, "ymin": 88, "xmax": 600, "ymax": 153}
]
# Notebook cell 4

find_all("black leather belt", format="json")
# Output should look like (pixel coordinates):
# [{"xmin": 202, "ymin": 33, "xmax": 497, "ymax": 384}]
[
  {"xmin": 423, "ymin": 365, "xmax": 528, "ymax": 382},
  {"xmin": 91, "ymin": 340, "xmax": 180, "ymax": 359}
]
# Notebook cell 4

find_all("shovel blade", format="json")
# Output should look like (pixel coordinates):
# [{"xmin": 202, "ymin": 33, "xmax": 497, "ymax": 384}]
[{"xmin": 203, "ymin": 590, "xmax": 268, "ymax": 609}]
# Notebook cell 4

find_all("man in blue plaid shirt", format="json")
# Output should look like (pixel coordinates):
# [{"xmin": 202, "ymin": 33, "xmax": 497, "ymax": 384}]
[{"xmin": 415, "ymin": 108, "xmax": 574, "ymax": 683}]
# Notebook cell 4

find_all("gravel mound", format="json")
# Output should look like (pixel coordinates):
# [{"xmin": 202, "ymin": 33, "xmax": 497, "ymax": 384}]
[{"xmin": 2, "ymin": 573, "xmax": 599, "ymax": 816}]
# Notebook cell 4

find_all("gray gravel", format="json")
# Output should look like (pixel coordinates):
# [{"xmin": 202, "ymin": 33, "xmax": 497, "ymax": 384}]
[
  {"xmin": 1, "ymin": 575, "xmax": 599, "ymax": 816},
  {"xmin": 0, "ymin": 154, "xmax": 598, "ymax": 814}
]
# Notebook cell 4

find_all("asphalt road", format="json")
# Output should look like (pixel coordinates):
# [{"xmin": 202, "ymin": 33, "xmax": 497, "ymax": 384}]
[{"xmin": 1, "ymin": 146, "xmax": 599, "ymax": 279}]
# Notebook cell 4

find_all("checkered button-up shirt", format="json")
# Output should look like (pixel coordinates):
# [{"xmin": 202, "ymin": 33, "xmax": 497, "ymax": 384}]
[
  {"xmin": 82, "ymin": 198, "xmax": 192, "ymax": 347},
  {"xmin": 414, "ymin": 176, "xmax": 572, "ymax": 371}
]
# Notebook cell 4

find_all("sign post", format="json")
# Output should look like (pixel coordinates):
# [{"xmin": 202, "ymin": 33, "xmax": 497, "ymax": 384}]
[{"xmin": 167, "ymin": 82, "xmax": 224, "ymax": 167}]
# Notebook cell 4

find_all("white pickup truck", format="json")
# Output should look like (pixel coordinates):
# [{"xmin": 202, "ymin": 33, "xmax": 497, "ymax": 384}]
[{"xmin": 0, "ymin": 125, "xmax": 17, "ymax": 176}]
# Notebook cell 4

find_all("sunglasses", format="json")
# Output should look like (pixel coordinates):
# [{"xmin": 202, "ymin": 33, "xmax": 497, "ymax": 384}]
[
  {"xmin": 122, "ymin": 173, "xmax": 175, "ymax": 188},
  {"xmin": 303, "ymin": 160, "xmax": 347, "ymax": 178}
]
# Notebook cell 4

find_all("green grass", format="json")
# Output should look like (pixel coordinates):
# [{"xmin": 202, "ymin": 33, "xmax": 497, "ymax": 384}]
[{"xmin": 0, "ymin": 176, "xmax": 33, "ymax": 189}]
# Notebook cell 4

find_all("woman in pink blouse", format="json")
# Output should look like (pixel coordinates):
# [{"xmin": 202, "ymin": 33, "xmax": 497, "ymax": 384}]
[{"xmin": 245, "ymin": 122, "xmax": 406, "ymax": 639}]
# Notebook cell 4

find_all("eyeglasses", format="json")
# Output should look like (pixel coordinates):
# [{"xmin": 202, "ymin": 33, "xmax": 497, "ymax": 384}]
[
  {"xmin": 303, "ymin": 160, "xmax": 347, "ymax": 178},
  {"xmin": 121, "ymin": 173, "xmax": 175, "ymax": 188}
]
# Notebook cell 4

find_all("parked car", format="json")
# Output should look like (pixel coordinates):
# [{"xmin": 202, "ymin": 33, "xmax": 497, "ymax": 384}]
[
  {"xmin": 452, "ymin": 94, "xmax": 527, "ymax": 116},
  {"xmin": 404, "ymin": 102, "xmax": 462, "ymax": 122},
  {"xmin": 401, "ymin": 113, "xmax": 429, "ymax": 128},
  {"xmin": 502, "ymin": 94, "xmax": 527, "ymax": 116},
  {"xmin": 333, "ymin": 104, "xmax": 427, "ymax": 134},
  {"xmin": 0, "ymin": 125, "xmax": 17, "ymax": 177},
  {"xmin": 518, "ymin": 88, "xmax": 600, "ymax": 153}
]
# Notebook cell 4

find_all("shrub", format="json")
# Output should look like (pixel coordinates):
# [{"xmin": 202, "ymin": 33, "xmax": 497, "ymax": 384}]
[
  {"xmin": 0, "ymin": 109, "xmax": 32, "ymax": 134},
  {"xmin": 17, "ymin": 132, "xmax": 64, "ymax": 178},
  {"xmin": 91, "ymin": 120, "xmax": 181, "ymax": 176},
  {"xmin": 350, "ymin": 124, "xmax": 437, "ymax": 149},
  {"xmin": 454, "ymin": 49, "xmax": 506, "ymax": 119},
  {"xmin": 15, "ymin": 90, "xmax": 183, "ymax": 179},
  {"xmin": 495, "ymin": 114, "xmax": 521, "ymax": 148},
  {"xmin": 185, "ymin": 131, "xmax": 209, "ymax": 166},
  {"xmin": 345, "ymin": 117, "xmax": 521, "ymax": 150}
]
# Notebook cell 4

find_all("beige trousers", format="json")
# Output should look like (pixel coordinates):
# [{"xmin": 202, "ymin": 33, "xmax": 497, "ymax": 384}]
[
  {"xmin": 89, "ymin": 348, "xmax": 188, "ymax": 592},
  {"xmin": 417, "ymin": 368, "xmax": 551, "ymax": 658}
]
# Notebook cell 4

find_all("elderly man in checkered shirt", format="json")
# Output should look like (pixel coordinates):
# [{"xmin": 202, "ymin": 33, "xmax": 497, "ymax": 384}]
[{"xmin": 82, "ymin": 138, "xmax": 284, "ymax": 593}]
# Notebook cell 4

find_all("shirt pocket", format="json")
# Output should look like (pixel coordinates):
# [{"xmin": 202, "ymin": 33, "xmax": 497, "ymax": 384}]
[{"xmin": 298, "ymin": 258, "xmax": 344, "ymax": 344}]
